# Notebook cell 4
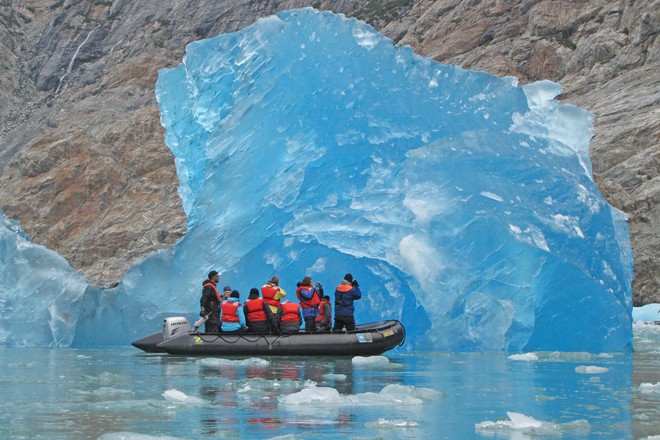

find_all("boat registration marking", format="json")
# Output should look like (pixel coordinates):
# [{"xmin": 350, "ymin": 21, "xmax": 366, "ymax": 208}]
[
  {"xmin": 356, "ymin": 333, "xmax": 373, "ymax": 343},
  {"xmin": 381, "ymin": 329, "xmax": 394, "ymax": 337}
]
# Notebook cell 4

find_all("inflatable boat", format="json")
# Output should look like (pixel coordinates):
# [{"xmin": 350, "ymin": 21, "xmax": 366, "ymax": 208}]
[{"xmin": 132, "ymin": 317, "xmax": 405, "ymax": 356}]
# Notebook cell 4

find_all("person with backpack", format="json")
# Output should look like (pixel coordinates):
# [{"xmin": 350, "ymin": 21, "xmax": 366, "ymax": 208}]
[{"xmin": 296, "ymin": 276, "xmax": 322, "ymax": 332}]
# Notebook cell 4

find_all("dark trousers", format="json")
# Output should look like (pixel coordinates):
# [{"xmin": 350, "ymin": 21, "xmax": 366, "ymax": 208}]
[
  {"xmin": 304, "ymin": 316, "xmax": 316, "ymax": 332},
  {"xmin": 248, "ymin": 321, "xmax": 272, "ymax": 333},
  {"xmin": 333, "ymin": 315, "xmax": 356, "ymax": 332},
  {"xmin": 204, "ymin": 316, "xmax": 220, "ymax": 333}
]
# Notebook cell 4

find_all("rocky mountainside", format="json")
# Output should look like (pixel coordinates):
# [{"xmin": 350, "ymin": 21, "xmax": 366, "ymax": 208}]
[{"xmin": 0, "ymin": 0, "xmax": 657, "ymax": 304}]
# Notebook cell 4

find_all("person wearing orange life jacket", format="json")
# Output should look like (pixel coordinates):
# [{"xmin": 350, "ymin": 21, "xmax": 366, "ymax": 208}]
[
  {"xmin": 296, "ymin": 276, "xmax": 322, "ymax": 332},
  {"xmin": 244, "ymin": 288, "xmax": 280, "ymax": 334},
  {"xmin": 220, "ymin": 290, "xmax": 248, "ymax": 333},
  {"xmin": 276, "ymin": 300, "xmax": 302, "ymax": 333},
  {"xmin": 333, "ymin": 273, "xmax": 362, "ymax": 332},
  {"xmin": 200, "ymin": 270, "xmax": 222, "ymax": 333},
  {"xmin": 261, "ymin": 275, "xmax": 287, "ymax": 313},
  {"xmin": 315, "ymin": 295, "xmax": 332, "ymax": 332}
]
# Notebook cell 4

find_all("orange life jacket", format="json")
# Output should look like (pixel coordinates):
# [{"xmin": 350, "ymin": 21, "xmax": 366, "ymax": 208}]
[
  {"xmin": 221, "ymin": 301, "xmax": 241, "ymax": 322},
  {"xmin": 280, "ymin": 302, "xmax": 300, "ymax": 323},
  {"xmin": 296, "ymin": 286, "xmax": 320, "ymax": 309},
  {"xmin": 245, "ymin": 298, "xmax": 267, "ymax": 322},
  {"xmin": 203, "ymin": 281, "xmax": 222, "ymax": 302},
  {"xmin": 315, "ymin": 299, "xmax": 331, "ymax": 322},
  {"xmin": 261, "ymin": 284, "xmax": 282, "ymax": 309}
]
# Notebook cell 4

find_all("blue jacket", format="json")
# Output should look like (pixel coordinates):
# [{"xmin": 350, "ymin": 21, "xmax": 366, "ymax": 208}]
[
  {"xmin": 220, "ymin": 297, "xmax": 247, "ymax": 332},
  {"xmin": 334, "ymin": 281, "xmax": 361, "ymax": 316}
]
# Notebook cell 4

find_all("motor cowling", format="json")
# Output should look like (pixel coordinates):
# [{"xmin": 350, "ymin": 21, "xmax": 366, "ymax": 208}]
[{"xmin": 162, "ymin": 317, "xmax": 191, "ymax": 340}]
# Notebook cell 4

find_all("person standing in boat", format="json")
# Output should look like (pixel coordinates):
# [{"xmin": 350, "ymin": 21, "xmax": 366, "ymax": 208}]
[
  {"xmin": 244, "ymin": 287, "xmax": 279, "ymax": 334},
  {"xmin": 277, "ymin": 300, "xmax": 303, "ymax": 333},
  {"xmin": 296, "ymin": 277, "xmax": 322, "ymax": 332},
  {"xmin": 220, "ymin": 290, "xmax": 248, "ymax": 333},
  {"xmin": 333, "ymin": 273, "xmax": 361, "ymax": 332},
  {"xmin": 200, "ymin": 270, "xmax": 222, "ymax": 333},
  {"xmin": 316, "ymin": 295, "xmax": 332, "ymax": 332},
  {"xmin": 261, "ymin": 276, "xmax": 287, "ymax": 313}
]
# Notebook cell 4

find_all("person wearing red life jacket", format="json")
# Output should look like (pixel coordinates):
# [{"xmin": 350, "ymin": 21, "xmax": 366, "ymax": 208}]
[
  {"xmin": 276, "ymin": 300, "xmax": 302, "ymax": 333},
  {"xmin": 296, "ymin": 276, "xmax": 322, "ymax": 332},
  {"xmin": 199, "ymin": 270, "xmax": 222, "ymax": 333},
  {"xmin": 333, "ymin": 273, "xmax": 362, "ymax": 332},
  {"xmin": 244, "ymin": 288, "xmax": 279, "ymax": 334},
  {"xmin": 220, "ymin": 290, "xmax": 248, "ymax": 333},
  {"xmin": 261, "ymin": 276, "xmax": 287, "ymax": 313},
  {"xmin": 315, "ymin": 295, "xmax": 332, "ymax": 332}
]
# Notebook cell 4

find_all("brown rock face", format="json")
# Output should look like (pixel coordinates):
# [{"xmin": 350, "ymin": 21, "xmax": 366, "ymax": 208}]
[{"xmin": 0, "ymin": 0, "xmax": 657, "ymax": 302}]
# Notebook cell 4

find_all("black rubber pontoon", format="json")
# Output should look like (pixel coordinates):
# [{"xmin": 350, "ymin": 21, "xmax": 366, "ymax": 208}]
[{"xmin": 132, "ymin": 320, "xmax": 405, "ymax": 356}]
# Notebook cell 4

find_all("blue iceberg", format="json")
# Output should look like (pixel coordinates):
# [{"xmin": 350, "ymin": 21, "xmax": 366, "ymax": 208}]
[{"xmin": 0, "ymin": 8, "xmax": 632, "ymax": 352}]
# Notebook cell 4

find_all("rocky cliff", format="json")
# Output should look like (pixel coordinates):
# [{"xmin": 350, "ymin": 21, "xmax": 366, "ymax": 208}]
[{"xmin": 0, "ymin": 0, "xmax": 657, "ymax": 304}]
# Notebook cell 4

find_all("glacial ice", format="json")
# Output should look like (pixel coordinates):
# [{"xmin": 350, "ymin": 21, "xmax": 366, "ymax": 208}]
[{"xmin": 0, "ymin": 8, "xmax": 633, "ymax": 352}]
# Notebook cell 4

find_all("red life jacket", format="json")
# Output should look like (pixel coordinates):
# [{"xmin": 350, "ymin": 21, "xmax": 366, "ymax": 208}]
[
  {"xmin": 315, "ymin": 299, "xmax": 331, "ymax": 322},
  {"xmin": 245, "ymin": 298, "xmax": 267, "ymax": 322},
  {"xmin": 296, "ymin": 286, "xmax": 320, "ymax": 309},
  {"xmin": 261, "ymin": 284, "xmax": 282, "ymax": 309},
  {"xmin": 280, "ymin": 302, "xmax": 300, "ymax": 323},
  {"xmin": 221, "ymin": 301, "xmax": 241, "ymax": 322},
  {"xmin": 203, "ymin": 281, "xmax": 222, "ymax": 302}
]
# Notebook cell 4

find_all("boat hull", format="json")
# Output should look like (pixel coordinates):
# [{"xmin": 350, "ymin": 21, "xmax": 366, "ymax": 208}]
[{"xmin": 132, "ymin": 320, "xmax": 405, "ymax": 356}]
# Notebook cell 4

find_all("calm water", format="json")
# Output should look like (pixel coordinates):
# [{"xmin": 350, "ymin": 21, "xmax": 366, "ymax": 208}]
[{"xmin": 1, "ymin": 324, "xmax": 658, "ymax": 440}]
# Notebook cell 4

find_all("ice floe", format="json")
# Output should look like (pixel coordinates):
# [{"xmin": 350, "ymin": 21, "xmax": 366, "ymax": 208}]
[
  {"xmin": 639, "ymin": 382, "xmax": 660, "ymax": 393},
  {"xmin": 575, "ymin": 366, "xmax": 609, "ymax": 374},
  {"xmin": 508, "ymin": 353, "xmax": 539, "ymax": 361},
  {"xmin": 162, "ymin": 389, "xmax": 206, "ymax": 406},
  {"xmin": 475, "ymin": 411, "xmax": 590, "ymax": 436}
]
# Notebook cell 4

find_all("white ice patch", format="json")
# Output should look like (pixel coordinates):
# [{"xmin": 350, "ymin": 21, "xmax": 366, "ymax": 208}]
[
  {"xmin": 98, "ymin": 433, "xmax": 186, "ymax": 440},
  {"xmin": 639, "ymin": 382, "xmax": 660, "ymax": 393},
  {"xmin": 352, "ymin": 355, "xmax": 390, "ymax": 365},
  {"xmin": 508, "ymin": 353, "xmax": 539, "ymax": 361},
  {"xmin": 480, "ymin": 191, "xmax": 504, "ymax": 202},
  {"xmin": 508, "ymin": 224, "xmax": 550, "ymax": 252},
  {"xmin": 575, "ymin": 366, "xmax": 609, "ymax": 374},
  {"xmin": 365, "ymin": 418, "xmax": 420, "ymax": 429},
  {"xmin": 162, "ymin": 389, "xmax": 206, "ymax": 406},
  {"xmin": 476, "ymin": 411, "xmax": 590, "ymax": 436},
  {"xmin": 198, "ymin": 357, "xmax": 270, "ymax": 367},
  {"xmin": 322, "ymin": 373, "xmax": 347, "ymax": 381},
  {"xmin": 352, "ymin": 26, "xmax": 381, "ymax": 50},
  {"xmin": 279, "ymin": 383, "xmax": 441, "ymax": 407}
]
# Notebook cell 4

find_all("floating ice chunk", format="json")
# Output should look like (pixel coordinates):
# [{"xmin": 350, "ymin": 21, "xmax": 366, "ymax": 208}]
[
  {"xmin": 279, "ymin": 386, "xmax": 344, "ymax": 405},
  {"xmin": 70, "ymin": 387, "xmax": 135, "ymax": 396},
  {"xmin": 365, "ymin": 418, "xmax": 420, "ymax": 429},
  {"xmin": 322, "ymin": 373, "xmax": 347, "ymax": 381},
  {"xmin": 198, "ymin": 357, "xmax": 270, "ymax": 367},
  {"xmin": 352, "ymin": 355, "xmax": 390, "ymax": 365},
  {"xmin": 508, "ymin": 353, "xmax": 539, "ymax": 361},
  {"xmin": 476, "ymin": 411, "xmax": 590, "ymax": 436},
  {"xmin": 279, "ymin": 383, "xmax": 438, "ymax": 407},
  {"xmin": 639, "ymin": 382, "xmax": 660, "ymax": 393},
  {"xmin": 575, "ymin": 366, "xmax": 609, "ymax": 374},
  {"xmin": 162, "ymin": 389, "xmax": 206, "ymax": 406},
  {"xmin": 379, "ymin": 384, "xmax": 445, "ymax": 401},
  {"xmin": 98, "ymin": 433, "xmax": 187, "ymax": 440}
]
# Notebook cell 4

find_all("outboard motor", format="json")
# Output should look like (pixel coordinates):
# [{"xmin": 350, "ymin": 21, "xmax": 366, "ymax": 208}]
[{"xmin": 162, "ymin": 317, "xmax": 191, "ymax": 340}]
